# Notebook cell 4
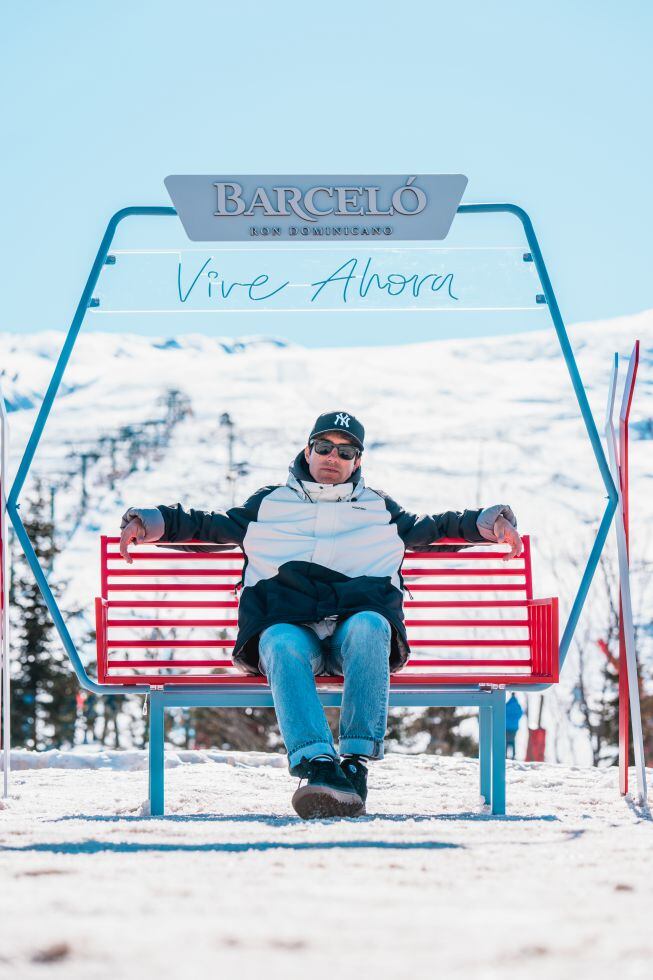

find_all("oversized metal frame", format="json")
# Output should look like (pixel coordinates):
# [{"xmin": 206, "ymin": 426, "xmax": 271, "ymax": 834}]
[
  {"xmin": 0, "ymin": 381, "xmax": 9, "ymax": 797},
  {"xmin": 5, "ymin": 202, "xmax": 618, "ymax": 814}
]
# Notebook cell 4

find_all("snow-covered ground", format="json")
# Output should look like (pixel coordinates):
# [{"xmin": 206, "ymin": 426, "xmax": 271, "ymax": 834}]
[{"xmin": 0, "ymin": 750, "xmax": 651, "ymax": 979}]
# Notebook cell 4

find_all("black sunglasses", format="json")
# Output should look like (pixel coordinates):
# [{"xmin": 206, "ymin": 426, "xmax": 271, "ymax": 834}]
[{"xmin": 310, "ymin": 438, "xmax": 360, "ymax": 461}]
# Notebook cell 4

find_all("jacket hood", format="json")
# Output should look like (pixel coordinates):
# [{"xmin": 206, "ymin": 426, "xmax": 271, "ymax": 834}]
[{"xmin": 288, "ymin": 449, "xmax": 364, "ymax": 495}]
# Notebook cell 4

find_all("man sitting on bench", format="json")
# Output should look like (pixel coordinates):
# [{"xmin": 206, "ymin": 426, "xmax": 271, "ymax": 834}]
[{"xmin": 119, "ymin": 410, "xmax": 522, "ymax": 819}]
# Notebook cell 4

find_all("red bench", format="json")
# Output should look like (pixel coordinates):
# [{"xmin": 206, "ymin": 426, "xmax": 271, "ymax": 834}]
[
  {"xmin": 94, "ymin": 533, "xmax": 558, "ymax": 815},
  {"xmin": 95, "ymin": 534, "xmax": 557, "ymax": 687}
]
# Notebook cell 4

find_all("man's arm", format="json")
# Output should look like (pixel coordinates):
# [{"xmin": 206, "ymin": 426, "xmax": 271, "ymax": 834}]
[
  {"xmin": 119, "ymin": 486, "xmax": 275, "ymax": 563},
  {"xmin": 380, "ymin": 494, "xmax": 484, "ymax": 549},
  {"xmin": 379, "ymin": 495, "xmax": 522, "ymax": 559}
]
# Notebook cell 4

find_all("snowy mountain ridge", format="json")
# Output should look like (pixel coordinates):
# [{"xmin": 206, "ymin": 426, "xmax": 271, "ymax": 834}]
[{"xmin": 1, "ymin": 308, "xmax": 652, "ymax": 765}]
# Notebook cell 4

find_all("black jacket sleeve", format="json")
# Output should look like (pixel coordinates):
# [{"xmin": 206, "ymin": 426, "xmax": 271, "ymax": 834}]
[
  {"xmin": 379, "ymin": 493, "xmax": 485, "ymax": 550},
  {"xmin": 157, "ymin": 486, "xmax": 275, "ymax": 548}
]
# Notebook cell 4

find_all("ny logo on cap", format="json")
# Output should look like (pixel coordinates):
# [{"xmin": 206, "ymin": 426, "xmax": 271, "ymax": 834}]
[{"xmin": 333, "ymin": 413, "xmax": 351, "ymax": 428}]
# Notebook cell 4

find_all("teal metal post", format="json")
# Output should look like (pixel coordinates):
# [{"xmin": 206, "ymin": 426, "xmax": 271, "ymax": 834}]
[
  {"xmin": 479, "ymin": 706, "xmax": 492, "ymax": 805},
  {"xmin": 149, "ymin": 693, "xmax": 165, "ymax": 816},
  {"xmin": 490, "ymin": 689, "xmax": 506, "ymax": 815}
]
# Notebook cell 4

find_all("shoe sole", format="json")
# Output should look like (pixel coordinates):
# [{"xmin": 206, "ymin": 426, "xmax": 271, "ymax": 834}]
[{"xmin": 292, "ymin": 785, "xmax": 365, "ymax": 820}]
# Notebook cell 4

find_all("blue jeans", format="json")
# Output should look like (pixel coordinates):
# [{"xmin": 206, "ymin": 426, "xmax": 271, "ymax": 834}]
[{"xmin": 258, "ymin": 611, "xmax": 391, "ymax": 774}]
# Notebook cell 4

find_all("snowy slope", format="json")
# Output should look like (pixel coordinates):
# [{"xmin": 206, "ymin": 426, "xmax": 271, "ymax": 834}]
[
  {"xmin": 1, "ymin": 310, "xmax": 652, "ymax": 763},
  {"xmin": 0, "ymin": 750, "xmax": 651, "ymax": 980}
]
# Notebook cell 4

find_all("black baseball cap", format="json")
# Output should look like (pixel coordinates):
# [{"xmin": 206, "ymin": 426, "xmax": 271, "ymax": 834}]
[{"xmin": 308, "ymin": 411, "xmax": 365, "ymax": 451}]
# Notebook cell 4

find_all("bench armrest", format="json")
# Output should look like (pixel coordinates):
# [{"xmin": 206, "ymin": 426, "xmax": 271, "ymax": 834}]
[
  {"xmin": 528, "ymin": 597, "xmax": 559, "ymax": 682},
  {"xmin": 95, "ymin": 597, "xmax": 109, "ymax": 684}
]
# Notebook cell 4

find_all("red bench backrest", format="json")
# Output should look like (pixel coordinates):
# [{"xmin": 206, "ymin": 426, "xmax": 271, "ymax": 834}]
[{"xmin": 96, "ymin": 534, "xmax": 558, "ymax": 687}]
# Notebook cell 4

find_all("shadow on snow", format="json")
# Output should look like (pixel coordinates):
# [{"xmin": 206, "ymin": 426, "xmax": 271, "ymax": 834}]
[
  {"xmin": 49, "ymin": 811, "xmax": 559, "ymax": 825},
  {"xmin": 0, "ymin": 839, "xmax": 463, "ymax": 855}
]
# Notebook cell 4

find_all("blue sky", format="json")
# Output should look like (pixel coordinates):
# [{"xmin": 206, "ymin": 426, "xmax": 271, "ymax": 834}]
[{"xmin": 1, "ymin": 0, "xmax": 651, "ymax": 347}]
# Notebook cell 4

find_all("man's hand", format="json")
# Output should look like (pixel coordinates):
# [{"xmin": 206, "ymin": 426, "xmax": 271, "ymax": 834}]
[
  {"xmin": 476, "ymin": 504, "xmax": 521, "ymax": 559},
  {"xmin": 119, "ymin": 517, "xmax": 146, "ymax": 564},
  {"xmin": 494, "ymin": 515, "xmax": 523, "ymax": 560}
]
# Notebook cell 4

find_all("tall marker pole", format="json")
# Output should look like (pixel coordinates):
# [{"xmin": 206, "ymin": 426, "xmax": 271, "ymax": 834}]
[
  {"xmin": 605, "ymin": 351, "xmax": 647, "ymax": 803},
  {"xmin": 617, "ymin": 341, "xmax": 640, "ymax": 796}
]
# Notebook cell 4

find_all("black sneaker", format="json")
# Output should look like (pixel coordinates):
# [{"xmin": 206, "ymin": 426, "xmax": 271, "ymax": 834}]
[
  {"xmin": 340, "ymin": 756, "xmax": 368, "ymax": 809},
  {"xmin": 292, "ymin": 757, "xmax": 365, "ymax": 820}
]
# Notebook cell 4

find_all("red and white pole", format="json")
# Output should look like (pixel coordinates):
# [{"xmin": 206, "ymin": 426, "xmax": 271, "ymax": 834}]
[
  {"xmin": 605, "ymin": 343, "xmax": 647, "ymax": 803},
  {"xmin": 617, "ymin": 341, "xmax": 639, "ymax": 796}
]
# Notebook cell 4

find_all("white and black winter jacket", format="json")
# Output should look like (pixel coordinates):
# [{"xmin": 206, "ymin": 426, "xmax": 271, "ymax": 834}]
[
  {"xmin": 150, "ymin": 452, "xmax": 488, "ymax": 675},
  {"xmin": 143, "ymin": 451, "xmax": 488, "ymax": 674}
]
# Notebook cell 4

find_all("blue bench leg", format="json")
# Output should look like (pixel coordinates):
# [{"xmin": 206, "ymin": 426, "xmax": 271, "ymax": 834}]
[
  {"xmin": 479, "ymin": 706, "xmax": 492, "ymax": 805},
  {"xmin": 490, "ymin": 690, "xmax": 506, "ymax": 815},
  {"xmin": 149, "ymin": 693, "xmax": 165, "ymax": 816}
]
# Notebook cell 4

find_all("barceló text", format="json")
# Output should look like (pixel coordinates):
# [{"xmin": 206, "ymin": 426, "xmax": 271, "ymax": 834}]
[{"xmin": 214, "ymin": 177, "xmax": 427, "ymax": 223}]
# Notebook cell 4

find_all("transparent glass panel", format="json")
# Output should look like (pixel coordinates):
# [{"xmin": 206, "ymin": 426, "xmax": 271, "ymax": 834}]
[
  {"xmin": 90, "ymin": 244, "xmax": 544, "ymax": 315},
  {"xmin": 70, "ymin": 209, "xmax": 551, "ymax": 344}
]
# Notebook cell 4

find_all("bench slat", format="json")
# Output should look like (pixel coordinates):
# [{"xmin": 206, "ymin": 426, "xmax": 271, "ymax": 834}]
[
  {"xmin": 107, "ymin": 619, "xmax": 238, "ymax": 627},
  {"xmin": 106, "ymin": 551, "xmax": 246, "ymax": 561},
  {"xmin": 105, "ymin": 638, "xmax": 532, "ymax": 649},
  {"xmin": 101, "ymin": 672, "xmax": 547, "ymax": 687},
  {"xmin": 108, "ymin": 600, "xmax": 239, "ymax": 608},
  {"xmin": 105, "ymin": 617, "xmax": 529, "ymax": 629},
  {"xmin": 107, "ymin": 568, "xmax": 241, "ymax": 577},
  {"xmin": 106, "ymin": 584, "xmax": 238, "ymax": 591},
  {"xmin": 106, "ymin": 657, "xmax": 533, "ymax": 670},
  {"xmin": 406, "ymin": 600, "xmax": 528, "ymax": 607},
  {"xmin": 402, "ymin": 568, "xmax": 526, "ymax": 576}
]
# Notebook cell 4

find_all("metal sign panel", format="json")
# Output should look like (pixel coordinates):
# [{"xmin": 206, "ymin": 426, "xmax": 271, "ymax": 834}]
[{"xmin": 164, "ymin": 174, "xmax": 467, "ymax": 242}]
